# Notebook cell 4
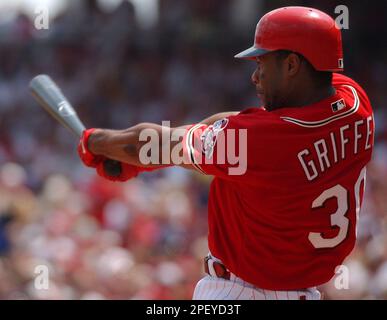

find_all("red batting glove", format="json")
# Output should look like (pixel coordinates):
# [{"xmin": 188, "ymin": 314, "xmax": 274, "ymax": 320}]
[{"xmin": 78, "ymin": 128, "xmax": 105, "ymax": 168}]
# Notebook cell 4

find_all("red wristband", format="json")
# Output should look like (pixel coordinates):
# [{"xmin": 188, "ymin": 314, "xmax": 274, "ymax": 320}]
[{"xmin": 78, "ymin": 129, "xmax": 105, "ymax": 168}]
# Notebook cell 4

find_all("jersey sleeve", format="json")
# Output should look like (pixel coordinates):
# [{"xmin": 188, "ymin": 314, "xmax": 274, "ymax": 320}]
[
  {"xmin": 182, "ymin": 110, "xmax": 263, "ymax": 180},
  {"xmin": 333, "ymin": 73, "xmax": 373, "ymax": 114}
]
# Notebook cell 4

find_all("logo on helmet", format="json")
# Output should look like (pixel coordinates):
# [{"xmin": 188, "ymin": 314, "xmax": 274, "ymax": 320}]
[{"xmin": 338, "ymin": 59, "xmax": 344, "ymax": 69}]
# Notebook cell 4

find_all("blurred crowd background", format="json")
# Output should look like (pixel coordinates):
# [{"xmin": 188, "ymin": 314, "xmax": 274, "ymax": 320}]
[{"xmin": 0, "ymin": 0, "xmax": 386, "ymax": 300}]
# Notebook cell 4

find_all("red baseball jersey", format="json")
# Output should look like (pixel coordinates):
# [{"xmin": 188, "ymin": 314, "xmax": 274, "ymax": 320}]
[{"xmin": 183, "ymin": 73, "xmax": 374, "ymax": 290}]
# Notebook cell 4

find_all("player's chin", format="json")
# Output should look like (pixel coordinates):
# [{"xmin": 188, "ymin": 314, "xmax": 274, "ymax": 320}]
[
  {"xmin": 257, "ymin": 93, "xmax": 263, "ymax": 102},
  {"xmin": 262, "ymin": 100, "xmax": 276, "ymax": 111},
  {"xmin": 257, "ymin": 94, "xmax": 267, "ymax": 108}
]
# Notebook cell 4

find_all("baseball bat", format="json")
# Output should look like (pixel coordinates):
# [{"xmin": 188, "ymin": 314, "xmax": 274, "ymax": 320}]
[{"xmin": 29, "ymin": 74, "xmax": 122, "ymax": 177}]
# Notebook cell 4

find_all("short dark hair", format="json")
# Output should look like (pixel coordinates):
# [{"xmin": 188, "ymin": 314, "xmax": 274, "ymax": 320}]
[{"xmin": 274, "ymin": 50, "xmax": 333, "ymax": 87}]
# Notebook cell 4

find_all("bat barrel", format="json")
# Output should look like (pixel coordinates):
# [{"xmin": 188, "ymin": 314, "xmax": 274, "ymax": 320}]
[
  {"xmin": 29, "ymin": 74, "xmax": 122, "ymax": 178},
  {"xmin": 29, "ymin": 75, "xmax": 86, "ymax": 137}
]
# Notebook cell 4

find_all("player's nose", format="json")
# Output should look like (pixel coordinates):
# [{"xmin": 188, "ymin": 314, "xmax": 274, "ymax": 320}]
[{"xmin": 251, "ymin": 68, "xmax": 260, "ymax": 85}]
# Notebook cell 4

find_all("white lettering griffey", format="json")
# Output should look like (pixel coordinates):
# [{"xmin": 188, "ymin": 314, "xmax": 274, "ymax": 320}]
[{"xmin": 298, "ymin": 116, "xmax": 373, "ymax": 181}]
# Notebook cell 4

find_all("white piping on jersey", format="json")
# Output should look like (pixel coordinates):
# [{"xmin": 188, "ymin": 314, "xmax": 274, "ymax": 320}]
[
  {"xmin": 186, "ymin": 123, "xmax": 207, "ymax": 174},
  {"xmin": 280, "ymin": 85, "xmax": 360, "ymax": 128}
]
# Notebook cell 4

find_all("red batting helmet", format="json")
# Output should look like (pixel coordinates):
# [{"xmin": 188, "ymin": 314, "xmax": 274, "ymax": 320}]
[{"xmin": 235, "ymin": 6, "xmax": 344, "ymax": 72}]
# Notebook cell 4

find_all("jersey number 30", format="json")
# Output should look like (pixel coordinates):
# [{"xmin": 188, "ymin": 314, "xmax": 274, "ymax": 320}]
[{"xmin": 308, "ymin": 167, "xmax": 366, "ymax": 249}]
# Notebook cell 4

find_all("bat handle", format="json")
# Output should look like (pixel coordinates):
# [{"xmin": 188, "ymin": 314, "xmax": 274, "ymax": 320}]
[{"xmin": 103, "ymin": 159, "xmax": 122, "ymax": 177}]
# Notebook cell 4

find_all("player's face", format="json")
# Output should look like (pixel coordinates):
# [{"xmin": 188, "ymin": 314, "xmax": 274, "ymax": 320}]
[{"xmin": 251, "ymin": 53, "xmax": 287, "ymax": 111}]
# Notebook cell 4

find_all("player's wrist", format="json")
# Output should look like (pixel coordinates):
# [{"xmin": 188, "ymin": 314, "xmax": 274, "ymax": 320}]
[
  {"xmin": 78, "ymin": 128, "xmax": 106, "ymax": 168},
  {"xmin": 86, "ymin": 128, "xmax": 105, "ymax": 156}
]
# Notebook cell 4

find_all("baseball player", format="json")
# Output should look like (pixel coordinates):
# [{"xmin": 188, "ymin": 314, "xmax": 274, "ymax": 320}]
[{"xmin": 78, "ymin": 7, "xmax": 374, "ymax": 300}]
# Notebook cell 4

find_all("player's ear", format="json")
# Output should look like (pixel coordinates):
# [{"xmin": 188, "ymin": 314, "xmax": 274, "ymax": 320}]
[{"xmin": 286, "ymin": 53, "xmax": 302, "ymax": 77}]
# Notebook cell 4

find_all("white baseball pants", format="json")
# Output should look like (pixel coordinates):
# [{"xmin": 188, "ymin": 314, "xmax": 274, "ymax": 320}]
[{"xmin": 193, "ymin": 255, "xmax": 321, "ymax": 300}]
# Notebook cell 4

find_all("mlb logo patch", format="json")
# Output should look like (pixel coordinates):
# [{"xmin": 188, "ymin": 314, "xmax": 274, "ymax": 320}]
[
  {"xmin": 331, "ymin": 98, "xmax": 346, "ymax": 112},
  {"xmin": 338, "ymin": 58, "xmax": 344, "ymax": 69}
]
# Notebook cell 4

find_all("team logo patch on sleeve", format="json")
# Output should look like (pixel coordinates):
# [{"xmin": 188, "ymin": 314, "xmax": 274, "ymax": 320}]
[{"xmin": 200, "ymin": 118, "xmax": 229, "ymax": 159}]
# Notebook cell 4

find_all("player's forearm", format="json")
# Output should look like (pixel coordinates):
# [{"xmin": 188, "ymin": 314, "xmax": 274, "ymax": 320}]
[
  {"xmin": 88, "ymin": 124, "xmax": 144, "ymax": 166},
  {"xmin": 88, "ymin": 123, "xmax": 176, "ymax": 167},
  {"xmin": 87, "ymin": 112, "xmax": 237, "ymax": 168}
]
